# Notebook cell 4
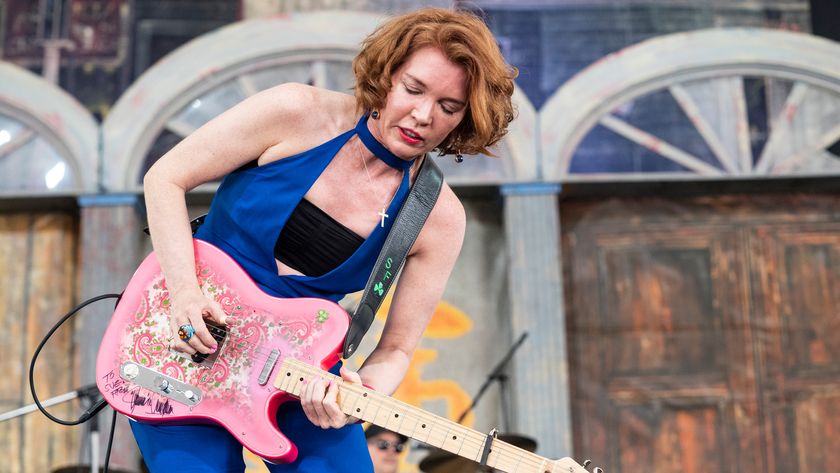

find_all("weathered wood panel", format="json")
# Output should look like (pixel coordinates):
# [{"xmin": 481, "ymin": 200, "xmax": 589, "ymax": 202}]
[
  {"xmin": 562, "ymin": 193, "xmax": 840, "ymax": 473},
  {"xmin": 565, "ymin": 217, "xmax": 747, "ymax": 473},
  {"xmin": 0, "ymin": 212, "xmax": 80, "ymax": 473},
  {"xmin": 0, "ymin": 214, "xmax": 33, "ymax": 473},
  {"xmin": 751, "ymin": 224, "xmax": 840, "ymax": 473}
]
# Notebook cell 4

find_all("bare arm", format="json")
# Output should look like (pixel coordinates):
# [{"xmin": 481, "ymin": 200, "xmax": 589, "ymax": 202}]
[
  {"xmin": 143, "ymin": 83, "xmax": 321, "ymax": 354},
  {"xmin": 359, "ymin": 185, "xmax": 466, "ymax": 393}
]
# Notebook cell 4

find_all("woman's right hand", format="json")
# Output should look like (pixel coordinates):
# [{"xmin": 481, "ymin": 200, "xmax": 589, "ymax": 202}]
[{"xmin": 168, "ymin": 288, "xmax": 228, "ymax": 355}]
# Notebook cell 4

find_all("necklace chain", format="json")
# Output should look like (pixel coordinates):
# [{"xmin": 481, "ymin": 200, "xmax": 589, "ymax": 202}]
[{"xmin": 356, "ymin": 138, "xmax": 391, "ymax": 227}]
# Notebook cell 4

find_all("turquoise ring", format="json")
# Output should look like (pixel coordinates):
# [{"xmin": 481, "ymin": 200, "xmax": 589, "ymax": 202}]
[{"xmin": 178, "ymin": 324, "xmax": 195, "ymax": 342}]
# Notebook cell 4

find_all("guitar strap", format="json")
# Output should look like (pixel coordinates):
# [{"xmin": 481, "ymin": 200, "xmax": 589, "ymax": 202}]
[{"xmin": 342, "ymin": 155, "xmax": 443, "ymax": 358}]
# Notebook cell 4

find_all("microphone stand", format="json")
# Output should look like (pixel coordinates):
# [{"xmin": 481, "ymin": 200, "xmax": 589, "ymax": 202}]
[
  {"xmin": 457, "ymin": 332, "xmax": 528, "ymax": 431},
  {"xmin": 0, "ymin": 384, "xmax": 103, "ymax": 473}
]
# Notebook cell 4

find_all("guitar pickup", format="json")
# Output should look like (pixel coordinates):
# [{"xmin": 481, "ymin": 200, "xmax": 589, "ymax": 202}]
[
  {"xmin": 190, "ymin": 320, "xmax": 228, "ymax": 367},
  {"xmin": 258, "ymin": 349, "xmax": 280, "ymax": 386}
]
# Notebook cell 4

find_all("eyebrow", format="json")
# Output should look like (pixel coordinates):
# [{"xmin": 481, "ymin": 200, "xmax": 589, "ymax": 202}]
[{"xmin": 405, "ymin": 73, "xmax": 467, "ymax": 107}]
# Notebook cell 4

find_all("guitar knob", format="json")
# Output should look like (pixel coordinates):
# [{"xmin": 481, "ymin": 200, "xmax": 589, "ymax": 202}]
[
  {"xmin": 122, "ymin": 363, "xmax": 139, "ymax": 380},
  {"xmin": 594, "ymin": 468, "xmax": 604, "ymax": 473},
  {"xmin": 582, "ymin": 459, "xmax": 592, "ymax": 469},
  {"xmin": 184, "ymin": 390, "xmax": 198, "ymax": 402},
  {"xmin": 156, "ymin": 377, "xmax": 172, "ymax": 393}
]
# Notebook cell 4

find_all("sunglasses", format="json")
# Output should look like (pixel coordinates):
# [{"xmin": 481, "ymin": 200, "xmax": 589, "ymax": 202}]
[{"xmin": 374, "ymin": 439, "xmax": 406, "ymax": 453}]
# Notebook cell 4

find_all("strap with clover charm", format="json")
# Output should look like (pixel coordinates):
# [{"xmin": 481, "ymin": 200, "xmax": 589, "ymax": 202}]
[{"xmin": 342, "ymin": 155, "xmax": 443, "ymax": 358}]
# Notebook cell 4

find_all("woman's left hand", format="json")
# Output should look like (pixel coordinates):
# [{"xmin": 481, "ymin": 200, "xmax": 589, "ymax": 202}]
[{"xmin": 300, "ymin": 366, "xmax": 365, "ymax": 429}]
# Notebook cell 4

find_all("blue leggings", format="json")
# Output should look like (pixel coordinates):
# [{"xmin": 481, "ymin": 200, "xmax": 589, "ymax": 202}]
[{"xmin": 130, "ymin": 366, "xmax": 374, "ymax": 472}]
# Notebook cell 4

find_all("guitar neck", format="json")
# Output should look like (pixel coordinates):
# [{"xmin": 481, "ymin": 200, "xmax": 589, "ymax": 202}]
[{"xmin": 276, "ymin": 358, "xmax": 554, "ymax": 473}]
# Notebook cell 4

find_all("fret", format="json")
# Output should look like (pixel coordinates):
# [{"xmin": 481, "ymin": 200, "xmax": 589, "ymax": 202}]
[
  {"xmin": 423, "ymin": 418, "xmax": 437, "ymax": 445},
  {"xmin": 345, "ymin": 388, "xmax": 369, "ymax": 419},
  {"xmin": 512, "ymin": 448, "xmax": 523, "ymax": 473},
  {"xmin": 373, "ymin": 405, "xmax": 389, "ymax": 427},
  {"xmin": 278, "ymin": 370, "xmax": 293, "ymax": 393},
  {"xmin": 412, "ymin": 416, "xmax": 433, "ymax": 444},
  {"xmin": 471, "ymin": 435, "xmax": 485, "ymax": 464},
  {"xmin": 402, "ymin": 417, "xmax": 418, "ymax": 440},
  {"xmin": 497, "ymin": 449, "xmax": 516, "ymax": 472},
  {"xmin": 395, "ymin": 411, "xmax": 419, "ymax": 439},
  {"xmin": 439, "ymin": 424, "xmax": 456, "ymax": 452},
  {"xmin": 337, "ymin": 388, "xmax": 358, "ymax": 416},
  {"xmin": 485, "ymin": 449, "xmax": 498, "ymax": 470},
  {"xmin": 453, "ymin": 433, "xmax": 466, "ymax": 458},
  {"xmin": 275, "ymin": 369, "xmax": 288, "ymax": 391},
  {"xmin": 395, "ymin": 413, "xmax": 413, "ymax": 437},
  {"xmin": 498, "ymin": 446, "xmax": 519, "ymax": 472},
  {"xmin": 383, "ymin": 408, "xmax": 403, "ymax": 432},
  {"xmin": 360, "ymin": 392, "xmax": 378, "ymax": 421},
  {"xmin": 371, "ymin": 401, "xmax": 390, "ymax": 427},
  {"xmin": 431, "ymin": 419, "xmax": 449, "ymax": 444},
  {"xmin": 430, "ymin": 420, "xmax": 451, "ymax": 449},
  {"xmin": 343, "ymin": 387, "xmax": 365, "ymax": 419},
  {"xmin": 463, "ymin": 432, "xmax": 484, "ymax": 463},
  {"xmin": 277, "ymin": 359, "xmax": 311, "ymax": 397},
  {"xmin": 289, "ymin": 371, "xmax": 305, "ymax": 396}
]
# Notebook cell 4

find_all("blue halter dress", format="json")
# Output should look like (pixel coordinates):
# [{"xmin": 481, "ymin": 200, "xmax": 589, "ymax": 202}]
[{"xmin": 131, "ymin": 114, "xmax": 415, "ymax": 473}]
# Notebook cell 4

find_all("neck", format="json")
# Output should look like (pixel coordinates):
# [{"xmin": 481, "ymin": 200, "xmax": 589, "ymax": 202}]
[
  {"xmin": 355, "ymin": 114, "xmax": 415, "ymax": 171},
  {"xmin": 276, "ymin": 357, "xmax": 561, "ymax": 473}
]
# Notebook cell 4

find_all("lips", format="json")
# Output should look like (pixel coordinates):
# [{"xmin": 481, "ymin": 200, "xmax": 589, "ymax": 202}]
[{"xmin": 398, "ymin": 127, "xmax": 423, "ymax": 145}]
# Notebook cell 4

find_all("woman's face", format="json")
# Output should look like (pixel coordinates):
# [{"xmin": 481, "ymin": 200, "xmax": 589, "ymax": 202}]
[{"xmin": 370, "ymin": 46, "xmax": 468, "ymax": 159}]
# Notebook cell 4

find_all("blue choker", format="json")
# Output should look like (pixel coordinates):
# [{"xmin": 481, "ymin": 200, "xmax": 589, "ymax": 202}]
[{"xmin": 355, "ymin": 114, "xmax": 415, "ymax": 171}]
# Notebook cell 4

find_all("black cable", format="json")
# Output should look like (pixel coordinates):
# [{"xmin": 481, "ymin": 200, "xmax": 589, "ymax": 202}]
[
  {"xmin": 28, "ymin": 292, "xmax": 121, "ymax": 426},
  {"xmin": 104, "ymin": 407, "xmax": 117, "ymax": 473}
]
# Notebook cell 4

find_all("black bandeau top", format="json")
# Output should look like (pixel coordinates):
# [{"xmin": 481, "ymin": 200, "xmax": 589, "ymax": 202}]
[{"xmin": 274, "ymin": 198, "xmax": 364, "ymax": 277}]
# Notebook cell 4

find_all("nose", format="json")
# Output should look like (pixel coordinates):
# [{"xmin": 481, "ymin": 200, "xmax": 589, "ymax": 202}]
[{"xmin": 411, "ymin": 99, "xmax": 433, "ymax": 126}]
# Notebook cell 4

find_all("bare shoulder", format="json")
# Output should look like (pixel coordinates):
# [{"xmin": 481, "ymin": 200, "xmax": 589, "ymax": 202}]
[
  {"xmin": 254, "ymin": 83, "xmax": 358, "ymax": 161},
  {"xmin": 258, "ymin": 83, "xmax": 356, "ymax": 135},
  {"xmin": 413, "ymin": 181, "xmax": 466, "ymax": 258},
  {"xmin": 430, "ymin": 183, "xmax": 466, "ymax": 232}
]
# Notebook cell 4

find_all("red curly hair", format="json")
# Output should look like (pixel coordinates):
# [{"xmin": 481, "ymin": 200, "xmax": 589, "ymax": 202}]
[{"xmin": 353, "ymin": 8, "xmax": 518, "ymax": 156}]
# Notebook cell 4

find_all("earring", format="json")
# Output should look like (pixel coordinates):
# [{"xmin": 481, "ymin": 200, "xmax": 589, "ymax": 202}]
[
  {"xmin": 455, "ymin": 150, "xmax": 464, "ymax": 163},
  {"xmin": 371, "ymin": 110, "xmax": 380, "ymax": 120}
]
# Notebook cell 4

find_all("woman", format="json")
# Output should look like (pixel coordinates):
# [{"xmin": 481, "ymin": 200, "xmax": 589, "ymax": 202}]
[{"xmin": 137, "ymin": 7, "xmax": 516, "ymax": 472}]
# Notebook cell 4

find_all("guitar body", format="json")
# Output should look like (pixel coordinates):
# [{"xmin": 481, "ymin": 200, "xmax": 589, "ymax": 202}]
[{"xmin": 95, "ymin": 239, "xmax": 349, "ymax": 463}]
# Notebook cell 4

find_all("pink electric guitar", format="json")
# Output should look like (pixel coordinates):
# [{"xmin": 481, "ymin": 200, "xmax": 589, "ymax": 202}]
[{"xmin": 96, "ymin": 239, "xmax": 588, "ymax": 472}]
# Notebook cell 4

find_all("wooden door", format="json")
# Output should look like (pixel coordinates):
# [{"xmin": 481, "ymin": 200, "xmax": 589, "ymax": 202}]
[
  {"xmin": 751, "ymin": 220, "xmax": 840, "ymax": 473},
  {"xmin": 562, "ymin": 194, "xmax": 840, "ymax": 473}
]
